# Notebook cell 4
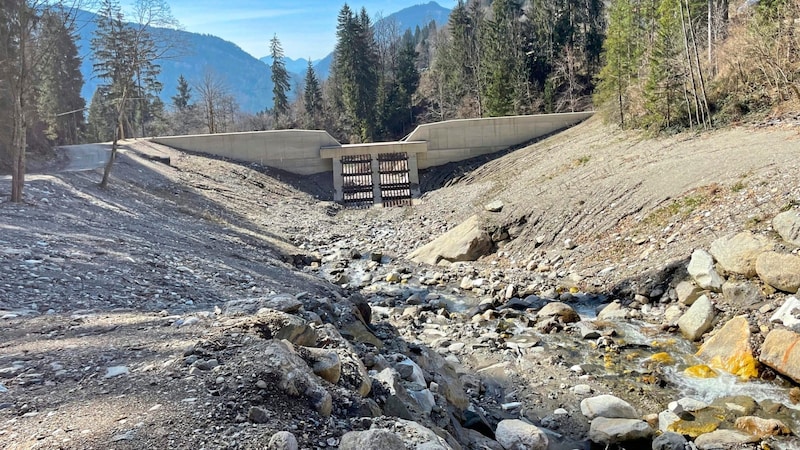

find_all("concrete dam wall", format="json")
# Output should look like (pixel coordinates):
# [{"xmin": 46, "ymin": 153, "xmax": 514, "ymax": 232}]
[{"xmin": 151, "ymin": 112, "xmax": 593, "ymax": 176}]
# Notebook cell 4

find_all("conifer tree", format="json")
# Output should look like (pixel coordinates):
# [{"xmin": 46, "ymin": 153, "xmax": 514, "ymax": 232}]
[
  {"xmin": 269, "ymin": 34, "xmax": 290, "ymax": 126},
  {"xmin": 172, "ymin": 74, "xmax": 191, "ymax": 111},
  {"xmin": 303, "ymin": 60, "xmax": 323, "ymax": 128}
]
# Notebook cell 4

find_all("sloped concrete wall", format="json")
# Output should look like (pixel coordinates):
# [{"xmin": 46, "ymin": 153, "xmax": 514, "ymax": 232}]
[
  {"xmin": 150, "ymin": 112, "xmax": 593, "ymax": 175},
  {"xmin": 152, "ymin": 129, "xmax": 341, "ymax": 175},
  {"xmin": 407, "ymin": 112, "xmax": 594, "ymax": 169}
]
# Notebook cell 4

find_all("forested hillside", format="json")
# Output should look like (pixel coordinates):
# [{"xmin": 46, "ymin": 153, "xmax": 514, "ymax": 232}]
[{"xmin": 2, "ymin": 0, "xmax": 798, "ymax": 202}]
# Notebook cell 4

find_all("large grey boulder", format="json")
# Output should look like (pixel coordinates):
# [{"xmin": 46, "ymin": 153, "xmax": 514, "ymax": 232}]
[
  {"xmin": 687, "ymin": 249, "xmax": 724, "ymax": 291},
  {"xmin": 756, "ymin": 251, "xmax": 800, "ymax": 293},
  {"xmin": 588, "ymin": 418, "xmax": 653, "ymax": 444},
  {"xmin": 759, "ymin": 328, "xmax": 800, "ymax": 383},
  {"xmin": 268, "ymin": 431, "xmax": 299, "ymax": 450},
  {"xmin": 537, "ymin": 301, "xmax": 580, "ymax": 323},
  {"xmin": 297, "ymin": 346, "xmax": 341, "ymax": 384},
  {"xmin": 580, "ymin": 394, "xmax": 638, "ymax": 420},
  {"xmin": 693, "ymin": 429, "xmax": 759, "ymax": 449},
  {"xmin": 495, "ymin": 419, "xmax": 549, "ymax": 450},
  {"xmin": 652, "ymin": 432, "xmax": 687, "ymax": 450},
  {"xmin": 710, "ymin": 232, "xmax": 772, "ymax": 277},
  {"xmin": 675, "ymin": 280, "xmax": 704, "ymax": 305},
  {"xmin": 262, "ymin": 340, "xmax": 332, "ymax": 417},
  {"xmin": 721, "ymin": 280, "xmax": 762, "ymax": 308},
  {"xmin": 695, "ymin": 316, "xmax": 757, "ymax": 379},
  {"xmin": 773, "ymin": 210, "xmax": 800, "ymax": 246},
  {"xmin": 677, "ymin": 294, "xmax": 715, "ymax": 341},
  {"xmin": 339, "ymin": 429, "xmax": 405, "ymax": 450},
  {"xmin": 409, "ymin": 215, "xmax": 493, "ymax": 265}
]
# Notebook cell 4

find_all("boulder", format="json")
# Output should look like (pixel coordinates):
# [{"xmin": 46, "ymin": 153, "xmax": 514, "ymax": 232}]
[
  {"xmin": 249, "ymin": 309, "xmax": 317, "ymax": 347},
  {"xmin": 651, "ymin": 431, "xmax": 687, "ymax": 450},
  {"xmin": 770, "ymin": 296, "xmax": 800, "ymax": 329},
  {"xmin": 709, "ymin": 232, "xmax": 772, "ymax": 277},
  {"xmin": 721, "ymin": 280, "xmax": 762, "ymax": 308},
  {"xmin": 495, "ymin": 419, "xmax": 549, "ymax": 450},
  {"xmin": 268, "ymin": 431, "xmax": 299, "ymax": 450},
  {"xmin": 597, "ymin": 301, "xmax": 629, "ymax": 320},
  {"xmin": 734, "ymin": 416, "xmax": 791, "ymax": 438},
  {"xmin": 668, "ymin": 397, "xmax": 708, "ymax": 414},
  {"xmin": 693, "ymin": 429, "xmax": 759, "ymax": 449},
  {"xmin": 580, "ymin": 394, "xmax": 639, "ymax": 420},
  {"xmin": 484, "ymin": 200, "xmax": 504, "ymax": 212},
  {"xmin": 409, "ymin": 215, "xmax": 493, "ymax": 265},
  {"xmin": 297, "ymin": 346, "xmax": 341, "ymax": 384},
  {"xmin": 759, "ymin": 328, "xmax": 800, "ymax": 384},
  {"xmin": 675, "ymin": 280, "xmax": 704, "ymax": 306},
  {"xmin": 318, "ymin": 324, "xmax": 371, "ymax": 397},
  {"xmin": 773, "ymin": 210, "xmax": 800, "ymax": 246},
  {"xmin": 588, "ymin": 418, "xmax": 653, "ymax": 444},
  {"xmin": 677, "ymin": 295, "xmax": 716, "ymax": 341},
  {"xmin": 339, "ymin": 429, "xmax": 406, "ymax": 450},
  {"xmin": 537, "ymin": 301, "xmax": 580, "ymax": 323},
  {"xmin": 687, "ymin": 249, "xmax": 724, "ymax": 291},
  {"xmin": 262, "ymin": 340, "xmax": 332, "ymax": 417},
  {"xmin": 756, "ymin": 252, "xmax": 800, "ymax": 293},
  {"xmin": 695, "ymin": 316, "xmax": 758, "ymax": 379}
]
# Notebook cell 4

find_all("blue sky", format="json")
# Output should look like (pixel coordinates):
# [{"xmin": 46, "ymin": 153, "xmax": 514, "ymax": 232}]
[{"xmin": 140, "ymin": 1, "xmax": 457, "ymax": 61}]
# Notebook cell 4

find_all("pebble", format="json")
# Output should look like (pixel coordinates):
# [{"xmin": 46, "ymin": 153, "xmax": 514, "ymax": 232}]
[{"xmin": 104, "ymin": 366, "xmax": 129, "ymax": 379}]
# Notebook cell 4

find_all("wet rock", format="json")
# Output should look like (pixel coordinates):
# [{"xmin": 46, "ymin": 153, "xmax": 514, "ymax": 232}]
[
  {"xmin": 676, "ymin": 280, "xmax": 704, "ymax": 306},
  {"xmin": 658, "ymin": 411, "xmax": 681, "ymax": 432},
  {"xmin": 687, "ymin": 249, "xmax": 723, "ymax": 292},
  {"xmin": 537, "ymin": 301, "xmax": 579, "ymax": 323},
  {"xmin": 695, "ymin": 315, "xmax": 758, "ymax": 379},
  {"xmin": 770, "ymin": 296, "xmax": 800, "ymax": 328},
  {"xmin": 339, "ymin": 429, "xmax": 405, "ymax": 450},
  {"xmin": 597, "ymin": 301, "xmax": 629, "ymax": 320},
  {"xmin": 495, "ymin": 419, "xmax": 548, "ymax": 450},
  {"xmin": 668, "ymin": 397, "xmax": 708, "ymax": 414},
  {"xmin": 721, "ymin": 280, "xmax": 762, "ymax": 308},
  {"xmin": 709, "ymin": 232, "xmax": 772, "ymax": 277},
  {"xmin": 693, "ymin": 429, "xmax": 759, "ymax": 449},
  {"xmin": 756, "ymin": 252, "xmax": 800, "ymax": 293},
  {"xmin": 677, "ymin": 294, "xmax": 715, "ymax": 341},
  {"xmin": 262, "ymin": 340, "xmax": 332, "ymax": 417},
  {"xmin": 651, "ymin": 431, "xmax": 687, "ymax": 450},
  {"xmin": 580, "ymin": 394, "xmax": 639, "ymax": 420},
  {"xmin": 773, "ymin": 210, "xmax": 800, "ymax": 246},
  {"xmin": 588, "ymin": 418, "xmax": 653, "ymax": 444},
  {"xmin": 268, "ymin": 431, "xmax": 299, "ymax": 450},
  {"xmin": 734, "ymin": 416, "xmax": 791, "ymax": 438},
  {"xmin": 408, "ymin": 215, "xmax": 493, "ymax": 265},
  {"xmin": 574, "ymin": 321, "xmax": 601, "ymax": 339},
  {"xmin": 760, "ymin": 328, "xmax": 800, "ymax": 383}
]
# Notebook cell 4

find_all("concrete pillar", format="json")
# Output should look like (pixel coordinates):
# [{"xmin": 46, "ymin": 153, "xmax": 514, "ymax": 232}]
[
  {"xmin": 370, "ymin": 155, "xmax": 382, "ymax": 207},
  {"xmin": 332, "ymin": 157, "xmax": 344, "ymax": 202},
  {"xmin": 407, "ymin": 152, "xmax": 421, "ymax": 198}
]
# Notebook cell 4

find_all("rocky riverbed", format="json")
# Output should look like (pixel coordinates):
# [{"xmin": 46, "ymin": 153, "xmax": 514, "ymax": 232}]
[{"xmin": 1, "ymin": 119, "xmax": 800, "ymax": 449}]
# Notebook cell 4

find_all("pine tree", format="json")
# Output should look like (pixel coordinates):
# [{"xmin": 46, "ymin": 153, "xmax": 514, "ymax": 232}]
[
  {"xmin": 269, "ymin": 34, "xmax": 290, "ymax": 126},
  {"xmin": 172, "ymin": 74, "xmax": 191, "ymax": 111},
  {"xmin": 303, "ymin": 60, "xmax": 323, "ymax": 128},
  {"xmin": 333, "ymin": 4, "xmax": 379, "ymax": 142},
  {"xmin": 481, "ymin": 0, "xmax": 526, "ymax": 116},
  {"xmin": 595, "ymin": 0, "xmax": 642, "ymax": 126},
  {"xmin": 35, "ymin": 9, "xmax": 85, "ymax": 145}
]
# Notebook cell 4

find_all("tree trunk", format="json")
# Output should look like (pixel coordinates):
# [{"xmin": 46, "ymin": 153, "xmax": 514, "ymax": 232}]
[
  {"xmin": 11, "ymin": 95, "xmax": 26, "ymax": 203},
  {"xmin": 100, "ymin": 89, "xmax": 128, "ymax": 188}
]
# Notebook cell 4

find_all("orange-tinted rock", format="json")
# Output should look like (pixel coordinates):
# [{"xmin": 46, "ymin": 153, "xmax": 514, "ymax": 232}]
[
  {"xmin": 759, "ymin": 328, "xmax": 800, "ymax": 383},
  {"xmin": 734, "ymin": 416, "xmax": 791, "ymax": 438},
  {"xmin": 696, "ymin": 316, "xmax": 758, "ymax": 380}
]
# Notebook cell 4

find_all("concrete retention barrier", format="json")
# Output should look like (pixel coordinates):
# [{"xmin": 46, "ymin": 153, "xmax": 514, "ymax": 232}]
[{"xmin": 151, "ymin": 112, "xmax": 593, "ymax": 202}]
